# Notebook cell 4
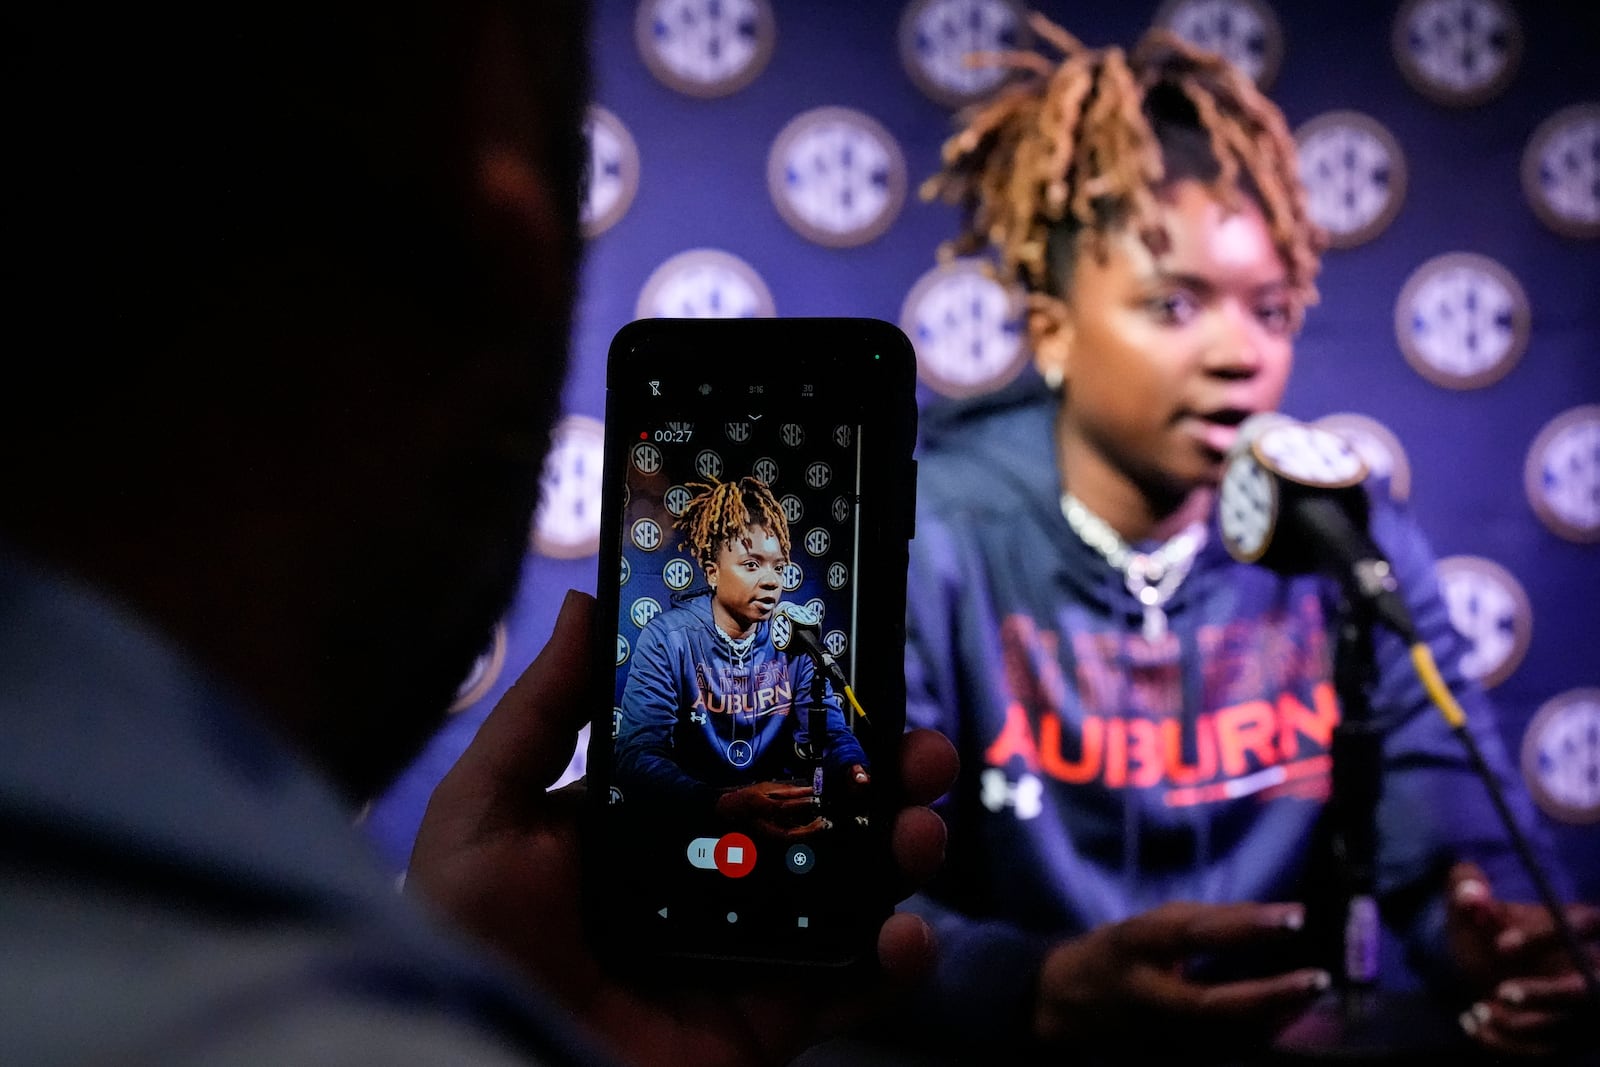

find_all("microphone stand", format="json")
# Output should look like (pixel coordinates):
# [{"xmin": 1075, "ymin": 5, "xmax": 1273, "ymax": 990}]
[
  {"xmin": 1276, "ymin": 595, "xmax": 1461, "ymax": 1063},
  {"xmin": 1329, "ymin": 593, "xmax": 1383, "ymax": 1019},
  {"xmin": 806, "ymin": 659, "xmax": 826, "ymax": 808}
]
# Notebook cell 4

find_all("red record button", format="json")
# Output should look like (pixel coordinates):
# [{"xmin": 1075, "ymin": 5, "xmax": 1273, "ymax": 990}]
[{"xmin": 714, "ymin": 832, "xmax": 757, "ymax": 878}]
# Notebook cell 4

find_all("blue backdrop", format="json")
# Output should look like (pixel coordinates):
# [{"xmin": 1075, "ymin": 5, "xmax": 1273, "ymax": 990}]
[{"xmin": 366, "ymin": 0, "xmax": 1599, "ymax": 906}]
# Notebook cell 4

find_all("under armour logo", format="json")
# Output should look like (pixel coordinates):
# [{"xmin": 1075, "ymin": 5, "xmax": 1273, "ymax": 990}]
[{"xmin": 980, "ymin": 768, "xmax": 1043, "ymax": 820}]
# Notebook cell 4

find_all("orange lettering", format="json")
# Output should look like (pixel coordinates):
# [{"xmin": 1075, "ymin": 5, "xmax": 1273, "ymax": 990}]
[
  {"xmin": 1126, "ymin": 718, "xmax": 1163, "ymax": 789},
  {"xmin": 1104, "ymin": 718, "xmax": 1127, "ymax": 788},
  {"xmin": 1214, "ymin": 700, "xmax": 1277, "ymax": 778},
  {"xmin": 1278, "ymin": 682, "xmax": 1340, "ymax": 759},
  {"xmin": 1041, "ymin": 714, "xmax": 1103, "ymax": 784},
  {"xmin": 1162, "ymin": 716, "xmax": 1217, "ymax": 785},
  {"xmin": 985, "ymin": 701, "xmax": 1040, "ymax": 771}
]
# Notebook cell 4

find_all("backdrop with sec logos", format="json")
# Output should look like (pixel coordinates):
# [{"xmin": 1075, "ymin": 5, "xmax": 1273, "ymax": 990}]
[{"xmin": 366, "ymin": 0, "xmax": 1600, "ymax": 919}]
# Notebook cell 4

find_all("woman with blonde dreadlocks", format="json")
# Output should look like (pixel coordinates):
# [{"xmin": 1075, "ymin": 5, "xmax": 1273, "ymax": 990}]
[
  {"xmin": 616, "ymin": 476, "xmax": 869, "ymax": 841},
  {"xmin": 900, "ymin": 18, "xmax": 1591, "ymax": 1062}
]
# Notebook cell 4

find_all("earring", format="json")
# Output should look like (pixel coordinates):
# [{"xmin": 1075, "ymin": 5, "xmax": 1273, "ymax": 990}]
[{"xmin": 1043, "ymin": 366, "xmax": 1064, "ymax": 391}]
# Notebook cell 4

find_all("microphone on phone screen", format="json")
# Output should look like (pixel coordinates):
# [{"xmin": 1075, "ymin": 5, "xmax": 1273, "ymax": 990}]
[
  {"xmin": 1217, "ymin": 413, "xmax": 1416, "ymax": 642},
  {"xmin": 770, "ymin": 601, "xmax": 869, "ymax": 725}
]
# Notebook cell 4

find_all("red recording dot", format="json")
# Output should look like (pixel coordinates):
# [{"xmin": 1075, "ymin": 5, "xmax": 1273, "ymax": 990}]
[{"xmin": 640, "ymin": 431, "xmax": 648, "ymax": 439}]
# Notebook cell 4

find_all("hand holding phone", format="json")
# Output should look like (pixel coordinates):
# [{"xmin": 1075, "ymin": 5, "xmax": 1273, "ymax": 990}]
[
  {"xmin": 408, "ymin": 589, "xmax": 960, "ymax": 1067},
  {"xmin": 587, "ymin": 317, "xmax": 919, "ymax": 975}
]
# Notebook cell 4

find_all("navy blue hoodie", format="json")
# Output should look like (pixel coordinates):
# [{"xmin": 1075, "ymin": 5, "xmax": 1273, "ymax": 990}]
[
  {"xmin": 902, "ymin": 378, "xmax": 1559, "ymax": 1045},
  {"xmin": 616, "ymin": 593, "xmax": 867, "ymax": 810}
]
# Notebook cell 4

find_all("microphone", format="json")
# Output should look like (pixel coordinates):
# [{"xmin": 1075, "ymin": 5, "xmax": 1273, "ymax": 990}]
[
  {"xmin": 1217, "ymin": 413, "xmax": 1416, "ymax": 642},
  {"xmin": 1222, "ymin": 415, "xmax": 1600, "ymax": 1014},
  {"xmin": 770, "ymin": 601, "xmax": 869, "ymax": 725}
]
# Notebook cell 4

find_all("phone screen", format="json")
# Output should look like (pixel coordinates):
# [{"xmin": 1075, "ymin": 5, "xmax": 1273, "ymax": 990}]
[{"xmin": 588, "ymin": 318, "xmax": 916, "ymax": 970}]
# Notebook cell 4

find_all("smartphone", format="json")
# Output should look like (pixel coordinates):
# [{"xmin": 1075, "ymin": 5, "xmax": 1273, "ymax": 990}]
[{"xmin": 585, "ymin": 317, "xmax": 918, "ymax": 975}]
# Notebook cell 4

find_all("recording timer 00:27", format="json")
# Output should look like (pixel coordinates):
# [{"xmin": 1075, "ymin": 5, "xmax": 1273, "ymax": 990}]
[{"xmin": 644, "ymin": 421, "xmax": 695, "ymax": 444}]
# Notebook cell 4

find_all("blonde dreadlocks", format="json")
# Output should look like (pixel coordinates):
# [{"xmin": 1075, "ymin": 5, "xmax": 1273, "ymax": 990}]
[
  {"xmin": 677, "ymin": 476, "xmax": 791, "ymax": 571},
  {"xmin": 922, "ymin": 15, "xmax": 1323, "ymax": 326}
]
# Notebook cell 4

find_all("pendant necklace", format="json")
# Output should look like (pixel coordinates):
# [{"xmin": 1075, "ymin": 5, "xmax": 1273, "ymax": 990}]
[
  {"xmin": 1060, "ymin": 492, "xmax": 1207, "ymax": 642},
  {"xmin": 716, "ymin": 625, "xmax": 757, "ymax": 767}
]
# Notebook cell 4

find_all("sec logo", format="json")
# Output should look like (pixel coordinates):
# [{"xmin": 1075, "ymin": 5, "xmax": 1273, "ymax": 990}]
[
  {"xmin": 635, "ymin": 0, "xmax": 775, "ymax": 99},
  {"xmin": 662, "ymin": 557, "xmax": 695, "ymax": 591},
  {"xmin": 663, "ymin": 485, "xmax": 693, "ymax": 517},
  {"xmin": 695, "ymin": 449, "xmax": 724, "ymax": 480},
  {"xmin": 532, "ymin": 415, "xmax": 606, "ymax": 559},
  {"xmin": 632, "ymin": 441, "xmax": 664, "ymax": 475},
  {"xmin": 804, "ymin": 528, "xmax": 831, "ymax": 557},
  {"xmin": 1155, "ymin": 0, "xmax": 1284, "ymax": 88},
  {"xmin": 780, "ymin": 561, "xmax": 805, "ymax": 592},
  {"xmin": 779, "ymin": 423, "xmax": 805, "ymax": 448},
  {"xmin": 826, "ymin": 561, "xmax": 850, "ymax": 590},
  {"xmin": 725, "ymin": 420, "xmax": 753, "ymax": 443},
  {"xmin": 1219, "ymin": 450, "xmax": 1277, "ymax": 564},
  {"xmin": 631, "ymin": 518, "xmax": 664, "ymax": 552},
  {"xmin": 1392, "ymin": 0, "xmax": 1521, "ymax": 108},
  {"xmin": 804, "ymin": 597, "xmax": 826, "ymax": 622},
  {"xmin": 1521, "ymin": 689, "xmax": 1600, "ymax": 824},
  {"xmin": 752, "ymin": 457, "xmax": 780, "ymax": 486},
  {"xmin": 581, "ymin": 106, "xmax": 639, "ymax": 238},
  {"xmin": 450, "ymin": 622, "xmax": 508, "ymax": 714},
  {"xmin": 1254, "ymin": 421, "xmax": 1367, "ymax": 490},
  {"xmin": 832, "ymin": 495, "xmax": 853, "ymax": 523},
  {"xmin": 1522, "ymin": 104, "xmax": 1600, "ymax": 240},
  {"xmin": 805, "ymin": 462, "xmax": 832, "ymax": 490},
  {"xmin": 1295, "ymin": 111, "xmax": 1407, "ymax": 249},
  {"xmin": 780, "ymin": 493, "xmax": 804, "ymax": 524},
  {"xmin": 898, "ymin": 0, "xmax": 1029, "ymax": 108},
  {"xmin": 1314, "ymin": 413, "xmax": 1412, "ymax": 503},
  {"xmin": 1395, "ymin": 252, "xmax": 1530, "ymax": 390},
  {"xmin": 768, "ymin": 107, "xmax": 907, "ymax": 248},
  {"xmin": 823, "ymin": 629, "xmax": 848, "ymax": 657},
  {"xmin": 612, "ymin": 708, "xmax": 623, "ymax": 740},
  {"xmin": 900, "ymin": 259, "xmax": 1028, "ymax": 399},
  {"xmin": 630, "ymin": 597, "xmax": 663, "ymax": 630},
  {"xmin": 833, "ymin": 425, "xmax": 853, "ymax": 449},
  {"xmin": 636, "ymin": 248, "xmax": 776, "ymax": 319},
  {"xmin": 616, "ymin": 635, "xmax": 630, "ymax": 666},
  {"xmin": 1524, "ymin": 405, "xmax": 1600, "ymax": 543},
  {"xmin": 1435, "ymin": 555, "xmax": 1532, "ymax": 689},
  {"xmin": 620, "ymin": 556, "xmax": 631, "ymax": 586}
]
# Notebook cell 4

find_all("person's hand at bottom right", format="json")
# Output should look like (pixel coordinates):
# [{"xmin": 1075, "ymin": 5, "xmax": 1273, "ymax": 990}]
[{"xmin": 1032, "ymin": 901, "xmax": 1330, "ymax": 1062}]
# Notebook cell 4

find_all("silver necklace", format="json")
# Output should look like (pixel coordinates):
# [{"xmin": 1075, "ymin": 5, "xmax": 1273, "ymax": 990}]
[
  {"xmin": 1060, "ymin": 492, "xmax": 1207, "ymax": 642},
  {"xmin": 714, "ymin": 624, "xmax": 757, "ymax": 766}
]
